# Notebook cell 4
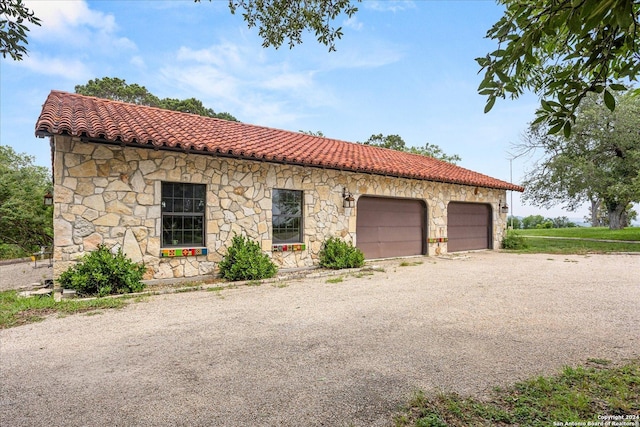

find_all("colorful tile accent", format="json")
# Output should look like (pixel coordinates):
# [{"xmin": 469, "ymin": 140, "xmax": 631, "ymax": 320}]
[
  {"xmin": 427, "ymin": 238, "xmax": 448, "ymax": 243},
  {"xmin": 161, "ymin": 248, "xmax": 208, "ymax": 257},
  {"xmin": 272, "ymin": 244, "xmax": 306, "ymax": 252}
]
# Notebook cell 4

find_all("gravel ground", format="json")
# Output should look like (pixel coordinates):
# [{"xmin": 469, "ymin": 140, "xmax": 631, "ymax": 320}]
[
  {"xmin": 1, "ymin": 252, "xmax": 638, "ymax": 426},
  {"xmin": 0, "ymin": 259, "xmax": 53, "ymax": 291}
]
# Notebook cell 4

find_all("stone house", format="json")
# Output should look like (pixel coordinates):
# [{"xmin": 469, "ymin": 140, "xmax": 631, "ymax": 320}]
[{"xmin": 35, "ymin": 91, "xmax": 524, "ymax": 281}]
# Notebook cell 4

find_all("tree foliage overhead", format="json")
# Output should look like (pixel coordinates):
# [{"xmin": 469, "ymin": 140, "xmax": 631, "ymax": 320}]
[
  {"xmin": 361, "ymin": 133, "xmax": 461, "ymax": 164},
  {"xmin": 478, "ymin": 0, "xmax": 640, "ymax": 137},
  {"xmin": 75, "ymin": 77, "xmax": 239, "ymax": 121},
  {"xmin": 0, "ymin": 0, "xmax": 40, "ymax": 61},
  {"xmin": 519, "ymin": 90, "xmax": 640, "ymax": 229},
  {"xmin": 198, "ymin": 0, "xmax": 360, "ymax": 51},
  {"xmin": 75, "ymin": 77, "xmax": 161, "ymax": 106},
  {"xmin": 0, "ymin": 145, "xmax": 52, "ymax": 255}
]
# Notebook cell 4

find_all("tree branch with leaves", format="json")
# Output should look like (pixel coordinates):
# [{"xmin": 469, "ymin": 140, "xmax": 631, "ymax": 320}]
[
  {"xmin": 0, "ymin": 0, "xmax": 41, "ymax": 60},
  {"xmin": 518, "ymin": 90, "xmax": 640, "ymax": 229},
  {"xmin": 197, "ymin": 0, "xmax": 360, "ymax": 51},
  {"xmin": 478, "ymin": 0, "xmax": 640, "ymax": 137}
]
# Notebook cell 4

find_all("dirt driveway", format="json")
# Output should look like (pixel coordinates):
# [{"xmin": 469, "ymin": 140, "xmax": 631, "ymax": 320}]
[{"xmin": 1, "ymin": 252, "xmax": 638, "ymax": 426}]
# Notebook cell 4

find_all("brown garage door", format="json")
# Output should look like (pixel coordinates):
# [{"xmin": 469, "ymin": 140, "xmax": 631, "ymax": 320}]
[
  {"xmin": 447, "ymin": 202, "xmax": 491, "ymax": 252},
  {"xmin": 356, "ymin": 197, "xmax": 425, "ymax": 259}
]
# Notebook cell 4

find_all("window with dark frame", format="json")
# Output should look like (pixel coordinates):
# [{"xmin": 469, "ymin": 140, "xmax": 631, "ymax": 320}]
[
  {"xmin": 161, "ymin": 182, "xmax": 206, "ymax": 247},
  {"xmin": 272, "ymin": 189, "xmax": 303, "ymax": 244}
]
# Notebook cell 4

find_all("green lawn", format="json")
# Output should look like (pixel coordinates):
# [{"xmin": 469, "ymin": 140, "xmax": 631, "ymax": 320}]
[
  {"xmin": 517, "ymin": 227, "xmax": 640, "ymax": 241},
  {"xmin": 0, "ymin": 290, "xmax": 128, "ymax": 328},
  {"xmin": 505, "ymin": 227, "xmax": 640, "ymax": 254},
  {"xmin": 395, "ymin": 359, "xmax": 640, "ymax": 427}
]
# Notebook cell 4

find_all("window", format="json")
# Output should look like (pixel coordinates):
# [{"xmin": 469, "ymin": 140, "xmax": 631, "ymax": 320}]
[
  {"xmin": 272, "ymin": 189, "xmax": 303, "ymax": 244},
  {"xmin": 161, "ymin": 182, "xmax": 206, "ymax": 247}
]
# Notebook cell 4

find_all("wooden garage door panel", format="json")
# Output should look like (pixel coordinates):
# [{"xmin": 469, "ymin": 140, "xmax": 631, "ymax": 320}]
[
  {"xmin": 356, "ymin": 210, "xmax": 422, "ymax": 227},
  {"xmin": 356, "ymin": 197, "xmax": 424, "ymax": 259},
  {"xmin": 357, "ymin": 225, "xmax": 421, "ymax": 243},
  {"xmin": 448, "ymin": 203, "xmax": 491, "ymax": 252}
]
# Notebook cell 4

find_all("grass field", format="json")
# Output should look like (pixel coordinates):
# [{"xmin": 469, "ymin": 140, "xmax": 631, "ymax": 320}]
[
  {"xmin": 517, "ymin": 227, "xmax": 640, "ymax": 241},
  {"xmin": 0, "ymin": 290, "xmax": 128, "ymax": 328},
  {"xmin": 508, "ymin": 227, "xmax": 640, "ymax": 254},
  {"xmin": 395, "ymin": 359, "xmax": 640, "ymax": 427}
]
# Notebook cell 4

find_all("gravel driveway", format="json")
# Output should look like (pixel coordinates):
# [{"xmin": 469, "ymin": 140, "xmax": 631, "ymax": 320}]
[
  {"xmin": 1, "ymin": 252, "xmax": 638, "ymax": 426},
  {"xmin": 0, "ymin": 259, "xmax": 52, "ymax": 292}
]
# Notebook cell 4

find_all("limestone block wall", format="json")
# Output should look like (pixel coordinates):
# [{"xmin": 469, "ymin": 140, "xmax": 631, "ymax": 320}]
[{"xmin": 52, "ymin": 136, "xmax": 508, "ymax": 281}]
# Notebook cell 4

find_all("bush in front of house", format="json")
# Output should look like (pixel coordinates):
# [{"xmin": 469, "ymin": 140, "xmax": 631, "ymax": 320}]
[
  {"xmin": 501, "ymin": 230, "xmax": 528, "ymax": 250},
  {"xmin": 58, "ymin": 245, "xmax": 146, "ymax": 297},
  {"xmin": 319, "ymin": 237, "xmax": 365, "ymax": 269},
  {"xmin": 218, "ymin": 234, "xmax": 277, "ymax": 281}
]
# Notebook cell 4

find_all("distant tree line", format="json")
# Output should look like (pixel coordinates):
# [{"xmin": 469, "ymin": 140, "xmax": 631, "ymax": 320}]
[
  {"xmin": 0, "ymin": 145, "xmax": 52, "ymax": 258},
  {"xmin": 508, "ymin": 215, "xmax": 578, "ymax": 230},
  {"xmin": 298, "ymin": 132, "xmax": 462, "ymax": 164},
  {"xmin": 75, "ymin": 77, "xmax": 238, "ymax": 121}
]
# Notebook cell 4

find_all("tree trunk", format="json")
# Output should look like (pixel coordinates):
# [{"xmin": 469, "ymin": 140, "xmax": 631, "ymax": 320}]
[
  {"xmin": 590, "ymin": 198, "xmax": 599, "ymax": 227},
  {"xmin": 607, "ymin": 203, "xmax": 626, "ymax": 230}
]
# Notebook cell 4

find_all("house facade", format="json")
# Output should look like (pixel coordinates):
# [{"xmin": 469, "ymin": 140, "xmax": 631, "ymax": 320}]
[{"xmin": 35, "ymin": 91, "xmax": 523, "ymax": 282}]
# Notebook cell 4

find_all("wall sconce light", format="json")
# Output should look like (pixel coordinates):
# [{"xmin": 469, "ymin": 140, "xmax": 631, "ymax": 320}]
[
  {"xmin": 342, "ymin": 188, "xmax": 355, "ymax": 208},
  {"xmin": 43, "ymin": 192, "xmax": 53, "ymax": 206},
  {"xmin": 499, "ymin": 200, "xmax": 509, "ymax": 214}
]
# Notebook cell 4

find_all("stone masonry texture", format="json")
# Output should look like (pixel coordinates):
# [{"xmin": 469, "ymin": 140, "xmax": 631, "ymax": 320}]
[{"xmin": 52, "ymin": 136, "xmax": 508, "ymax": 281}]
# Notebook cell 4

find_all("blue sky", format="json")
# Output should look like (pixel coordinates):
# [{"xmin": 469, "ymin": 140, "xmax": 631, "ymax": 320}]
[{"xmin": 0, "ymin": 0, "xmax": 594, "ymax": 220}]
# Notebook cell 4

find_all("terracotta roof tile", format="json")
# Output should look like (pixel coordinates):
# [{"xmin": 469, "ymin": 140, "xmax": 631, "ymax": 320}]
[{"xmin": 35, "ymin": 90, "xmax": 524, "ymax": 191}]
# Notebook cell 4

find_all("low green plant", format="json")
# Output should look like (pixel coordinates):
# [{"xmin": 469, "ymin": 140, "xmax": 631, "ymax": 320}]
[
  {"xmin": 501, "ymin": 230, "xmax": 528, "ymax": 250},
  {"xmin": 0, "ymin": 290, "xmax": 126, "ymax": 328},
  {"xmin": 0, "ymin": 243, "xmax": 29, "ymax": 260},
  {"xmin": 58, "ymin": 245, "xmax": 146, "ymax": 297},
  {"xmin": 318, "ymin": 237, "xmax": 364, "ymax": 269},
  {"xmin": 218, "ymin": 234, "xmax": 277, "ymax": 281},
  {"xmin": 353, "ymin": 271, "xmax": 374, "ymax": 278},
  {"xmin": 400, "ymin": 261, "xmax": 423, "ymax": 267},
  {"xmin": 395, "ymin": 360, "xmax": 640, "ymax": 426},
  {"xmin": 326, "ymin": 276, "xmax": 344, "ymax": 284}
]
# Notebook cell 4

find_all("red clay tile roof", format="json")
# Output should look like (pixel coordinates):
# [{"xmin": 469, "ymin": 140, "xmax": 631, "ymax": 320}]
[{"xmin": 35, "ymin": 90, "xmax": 523, "ymax": 191}]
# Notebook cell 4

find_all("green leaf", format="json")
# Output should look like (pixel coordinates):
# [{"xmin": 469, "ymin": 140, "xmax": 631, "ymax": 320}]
[
  {"xmin": 548, "ymin": 121, "xmax": 565, "ymax": 134},
  {"xmin": 609, "ymin": 83, "xmax": 627, "ymax": 91},
  {"xmin": 603, "ymin": 90, "xmax": 616, "ymax": 111},
  {"xmin": 495, "ymin": 69, "xmax": 511, "ymax": 83},
  {"xmin": 563, "ymin": 121, "xmax": 572, "ymax": 138},
  {"xmin": 532, "ymin": 114, "xmax": 548, "ymax": 125},
  {"xmin": 484, "ymin": 96, "xmax": 496, "ymax": 113}
]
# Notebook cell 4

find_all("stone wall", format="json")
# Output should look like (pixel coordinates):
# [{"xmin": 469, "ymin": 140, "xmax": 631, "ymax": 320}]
[{"xmin": 52, "ymin": 136, "xmax": 508, "ymax": 280}]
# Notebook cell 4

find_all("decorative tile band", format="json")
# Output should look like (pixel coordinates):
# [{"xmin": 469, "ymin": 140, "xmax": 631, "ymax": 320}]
[
  {"xmin": 427, "ymin": 238, "xmax": 448, "ymax": 243},
  {"xmin": 272, "ymin": 244, "xmax": 306, "ymax": 252},
  {"xmin": 161, "ymin": 248, "xmax": 208, "ymax": 257}
]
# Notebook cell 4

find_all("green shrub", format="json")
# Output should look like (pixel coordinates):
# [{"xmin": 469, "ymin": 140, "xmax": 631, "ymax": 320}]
[
  {"xmin": 58, "ymin": 245, "xmax": 146, "ymax": 297},
  {"xmin": 502, "ymin": 231, "xmax": 528, "ymax": 250},
  {"xmin": 219, "ymin": 234, "xmax": 277, "ymax": 281},
  {"xmin": 0, "ymin": 244, "xmax": 29, "ymax": 260},
  {"xmin": 319, "ymin": 237, "xmax": 364, "ymax": 269}
]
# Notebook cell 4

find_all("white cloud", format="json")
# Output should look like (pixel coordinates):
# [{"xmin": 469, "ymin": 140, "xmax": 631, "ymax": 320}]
[
  {"xmin": 160, "ymin": 41, "xmax": 340, "ymax": 127},
  {"xmin": 323, "ymin": 42, "xmax": 404, "ymax": 69},
  {"xmin": 130, "ymin": 56, "xmax": 146, "ymax": 69},
  {"xmin": 365, "ymin": 1, "xmax": 417, "ymax": 13},
  {"xmin": 24, "ymin": 0, "xmax": 135, "ymax": 52},
  {"xmin": 176, "ymin": 44, "xmax": 244, "ymax": 68},
  {"xmin": 26, "ymin": 1, "xmax": 113, "ymax": 36},
  {"xmin": 343, "ymin": 16, "xmax": 363, "ymax": 31},
  {"xmin": 17, "ymin": 53, "xmax": 92, "ymax": 81}
]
